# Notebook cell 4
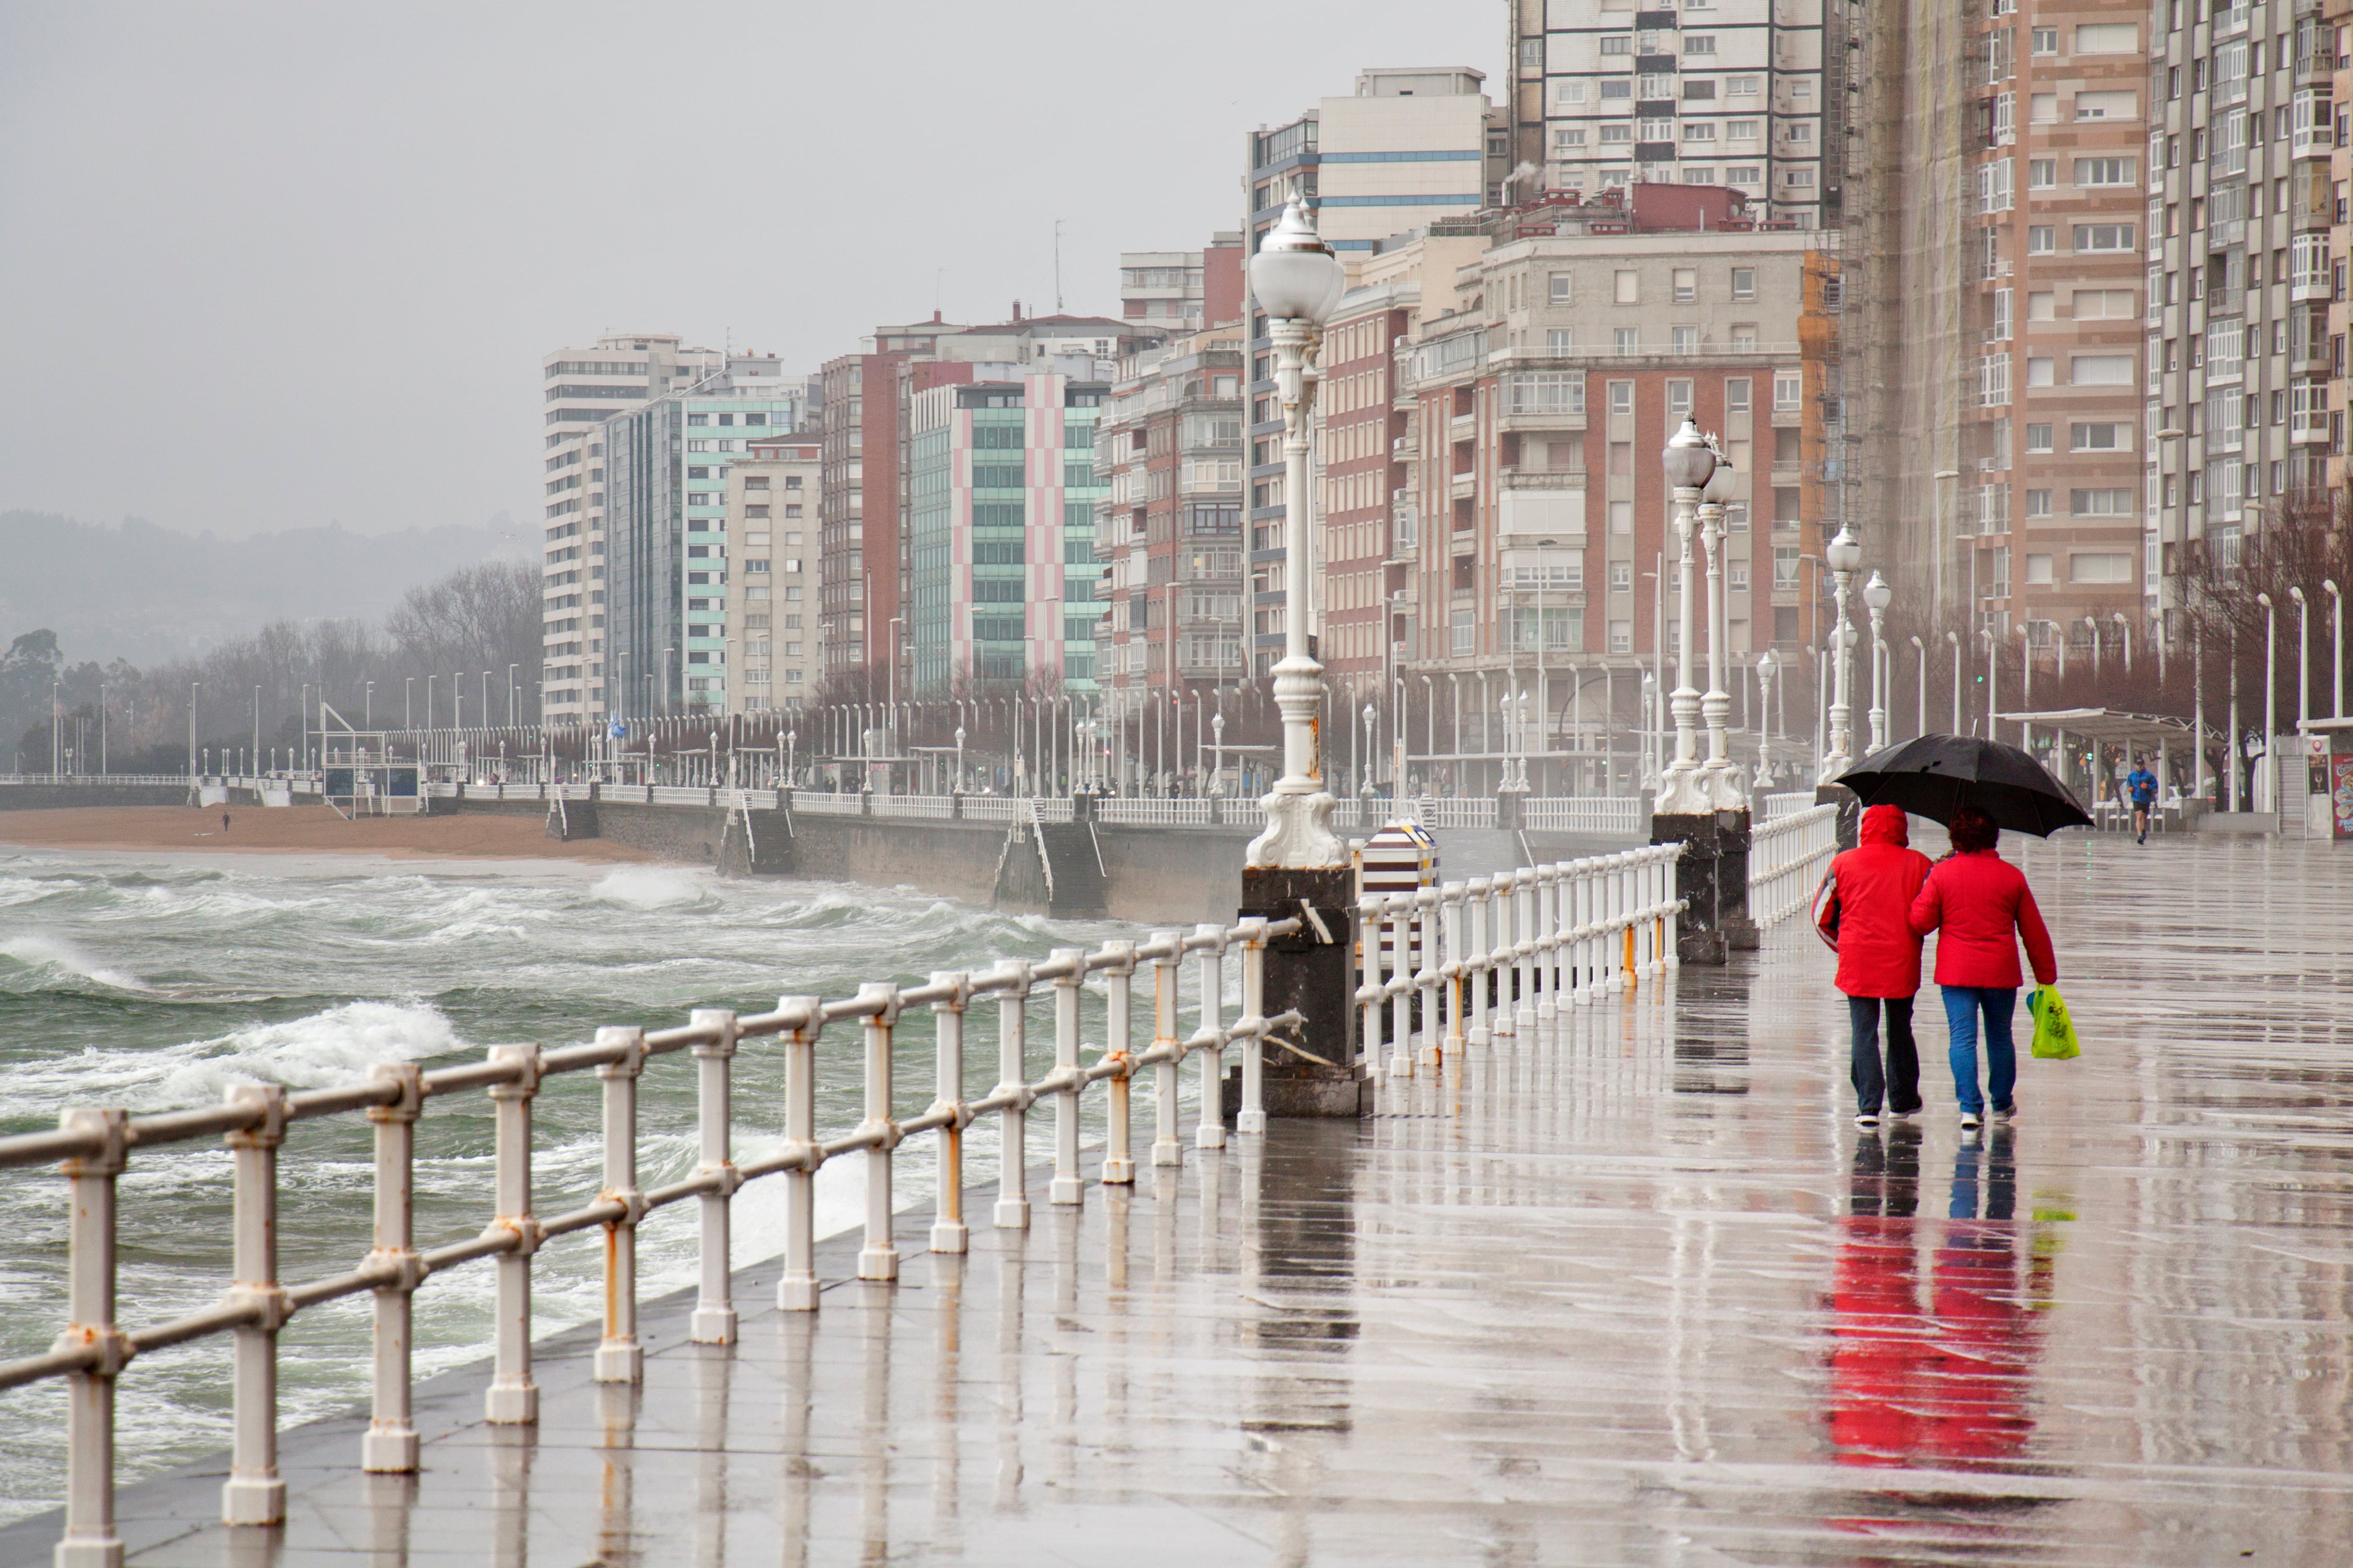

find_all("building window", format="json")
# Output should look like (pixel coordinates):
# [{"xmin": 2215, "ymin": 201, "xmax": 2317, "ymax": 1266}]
[
  {"xmin": 1773, "ymin": 373, "xmax": 1801, "ymax": 410},
  {"xmin": 1614, "ymin": 271, "xmax": 1639, "ymax": 304},
  {"xmin": 2031, "ymin": 26, "xmax": 2057, "ymax": 54},
  {"xmin": 2029, "ymin": 159, "xmax": 2055, "ymax": 189},
  {"xmin": 1614, "ymin": 327, "xmax": 1639, "ymax": 355},
  {"xmin": 2069, "ymin": 551, "xmax": 2134, "ymax": 583},
  {"xmin": 1773, "ymin": 548, "xmax": 1800, "ymax": 590},
  {"xmin": 2024, "ymin": 490, "xmax": 2052, "ymax": 518},
  {"xmin": 1548, "ymin": 271, "xmax": 1574, "ymax": 304},
  {"xmin": 2073, "ymin": 157, "xmax": 2135, "ymax": 186},
  {"xmin": 2070, "ymin": 422, "xmax": 2128, "ymax": 452},
  {"xmin": 2068, "ymin": 488, "xmax": 2132, "ymax": 517},
  {"xmin": 1599, "ymin": 34, "xmax": 1632, "ymax": 55},
  {"xmin": 1666, "ymin": 378, "xmax": 1694, "ymax": 415},
  {"xmin": 1609, "ymin": 381, "xmax": 1634, "ymax": 415},
  {"xmin": 1672, "ymin": 268, "xmax": 1697, "ymax": 303},
  {"xmin": 2026, "ymin": 423, "xmax": 2053, "ymax": 453},
  {"xmin": 1726, "ymin": 377, "xmax": 1751, "ymax": 412},
  {"xmin": 2071, "ymin": 224, "xmax": 2135, "ymax": 252},
  {"xmin": 2027, "ymin": 226, "xmax": 2055, "ymax": 254},
  {"xmin": 1683, "ymin": 34, "xmax": 1715, "ymax": 55}
]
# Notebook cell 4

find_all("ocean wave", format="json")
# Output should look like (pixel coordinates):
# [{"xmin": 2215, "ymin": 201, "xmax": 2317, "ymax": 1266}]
[
  {"xmin": 591, "ymin": 866, "xmax": 718, "ymax": 910},
  {"xmin": 0, "ymin": 934, "xmax": 151, "ymax": 994}
]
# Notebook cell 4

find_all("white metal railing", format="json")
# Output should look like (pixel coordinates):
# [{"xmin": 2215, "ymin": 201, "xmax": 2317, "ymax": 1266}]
[
  {"xmin": 0, "ymin": 914, "xmax": 1305, "ymax": 1560},
  {"xmin": 958, "ymin": 795, "xmax": 1025, "ymax": 822},
  {"xmin": 1356, "ymin": 843, "xmax": 1686, "ymax": 1081},
  {"xmin": 1763, "ymin": 791, "xmax": 1817, "ymax": 821},
  {"xmin": 0, "ymin": 774, "xmax": 194, "ymax": 787},
  {"xmin": 1416, "ymin": 796, "xmax": 1499, "ymax": 830},
  {"xmin": 1097, "ymin": 797, "xmax": 1216, "ymax": 828},
  {"xmin": 1519, "ymin": 796, "xmax": 1643, "ymax": 835},
  {"xmin": 789, "ymin": 790, "xmax": 867, "ymax": 817},
  {"xmin": 871, "ymin": 794, "xmax": 955, "ymax": 820},
  {"xmin": 1748, "ymin": 803, "xmax": 1839, "ymax": 927}
]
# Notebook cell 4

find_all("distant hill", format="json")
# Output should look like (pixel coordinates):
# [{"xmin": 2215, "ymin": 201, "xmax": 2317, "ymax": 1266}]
[{"xmin": 0, "ymin": 511, "xmax": 536, "ymax": 667}]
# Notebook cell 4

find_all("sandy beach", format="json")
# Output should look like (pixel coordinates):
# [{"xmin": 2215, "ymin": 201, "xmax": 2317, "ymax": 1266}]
[{"xmin": 0, "ymin": 805, "xmax": 668, "ymax": 863}]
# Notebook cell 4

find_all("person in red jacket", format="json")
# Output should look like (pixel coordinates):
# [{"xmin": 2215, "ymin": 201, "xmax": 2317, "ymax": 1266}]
[
  {"xmin": 1907, "ymin": 803, "xmax": 2059, "ymax": 1130},
  {"xmin": 1818, "ymin": 804, "xmax": 1935, "ymax": 1127}
]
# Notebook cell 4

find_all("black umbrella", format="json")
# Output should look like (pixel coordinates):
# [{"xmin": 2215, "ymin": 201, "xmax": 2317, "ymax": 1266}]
[{"xmin": 1835, "ymin": 733, "xmax": 2091, "ymax": 837}]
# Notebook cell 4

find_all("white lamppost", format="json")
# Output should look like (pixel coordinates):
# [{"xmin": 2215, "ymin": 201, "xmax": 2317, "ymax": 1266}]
[
  {"xmin": 1947, "ymin": 630, "xmax": 1964, "ymax": 734},
  {"xmin": 1210, "ymin": 712, "xmax": 1226, "ymax": 797},
  {"xmin": 2288, "ymin": 585, "xmax": 2309, "ymax": 737},
  {"xmin": 1908, "ymin": 634, "xmax": 1926, "ymax": 739},
  {"xmin": 1360, "ymin": 703, "xmax": 1378, "ymax": 799},
  {"xmin": 1981, "ymin": 628, "xmax": 1999, "ymax": 747},
  {"xmin": 2015, "ymin": 625, "xmax": 2035, "ymax": 754},
  {"xmin": 2257, "ymin": 591, "xmax": 2277, "ymax": 812},
  {"xmin": 1861, "ymin": 571, "xmax": 1891, "ymax": 754},
  {"xmin": 1755, "ymin": 648, "xmax": 1778, "ymax": 785},
  {"xmin": 2324, "ymin": 579, "xmax": 2343, "ymax": 717},
  {"xmin": 1244, "ymin": 190, "xmax": 1347, "ymax": 869},
  {"xmin": 1820, "ymin": 527, "xmax": 1861, "ymax": 779},
  {"xmin": 1656, "ymin": 418, "xmax": 1718, "ymax": 812},
  {"xmin": 1697, "ymin": 440, "xmax": 1741, "ymax": 805}
]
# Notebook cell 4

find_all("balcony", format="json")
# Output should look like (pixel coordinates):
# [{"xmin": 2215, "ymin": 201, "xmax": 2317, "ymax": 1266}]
[
  {"xmin": 1770, "ymin": 459, "xmax": 1804, "ymax": 481},
  {"xmin": 1391, "ymin": 431, "xmax": 1419, "ymax": 460},
  {"xmin": 1497, "ymin": 468, "xmax": 1587, "ymax": 489},
  {"xmin": 1449, "ymin": 470, "xmax": 1478, "ymax": 501},
  {"xmin": 2208, "ymin": 217, "xmax": 2246, "ymax": 252}
]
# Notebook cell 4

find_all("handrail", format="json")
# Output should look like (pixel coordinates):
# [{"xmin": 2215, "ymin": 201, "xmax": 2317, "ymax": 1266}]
[
  {"xmin": 1748, "ymin": 803, "xmax": 1839, "ymax": 927},
  {"xmin": 0, "ymin": 911, "xmax": 1307, "ymax": 1555}
]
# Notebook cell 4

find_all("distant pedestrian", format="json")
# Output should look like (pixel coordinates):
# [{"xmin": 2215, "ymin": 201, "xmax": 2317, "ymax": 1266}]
[
  {"xmin": 1907, "ymin": 804, "xmax": 2058, "ymax": 1131},
  {"xmin": 221, "ymin": 810, "xmax": 231, "ymax": 833},
  {"xmin": 2125, "ymin": 757, "xmax": 2159, "ymax": 843},
  {"xmin": 1818, "ymin": 804, "xmax": 1934, "ymax": 1128}
]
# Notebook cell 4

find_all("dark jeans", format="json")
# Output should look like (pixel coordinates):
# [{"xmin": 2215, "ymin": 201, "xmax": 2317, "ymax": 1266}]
[
  {"xmin": 1941, "ymin": 984, "xmax": 2018, "ymax": 1115},
  {"xmin": 1848, "ymin": 995, "xmax": 1920, "ymax": 1116}
]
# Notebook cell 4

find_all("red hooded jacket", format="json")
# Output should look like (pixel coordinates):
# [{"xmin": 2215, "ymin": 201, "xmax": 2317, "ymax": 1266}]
[
  {"xmin": 1907, "ymin": 849, "xmax": 2058, "ymax": 990},
  {"xmin": 1818, "ymin": 805, "xmax": 1935, "ymax": 998}
]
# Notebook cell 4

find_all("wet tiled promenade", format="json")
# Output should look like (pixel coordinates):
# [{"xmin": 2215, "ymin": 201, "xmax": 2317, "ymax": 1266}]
[{"xmin": 7, "ymin": 832, "xmax": 2351, "ymax": 1566}]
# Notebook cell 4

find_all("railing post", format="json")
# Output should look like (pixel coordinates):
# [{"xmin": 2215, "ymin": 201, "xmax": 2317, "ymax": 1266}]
[
  {"xmin": 56, "ymin": 1107, "xmax": 128, "ymax": 1568},
  {"xmin": 223, "ymin": 1082, "xmax": 288, "ymax": 1526},
  {"xmin": 688, "ymin": 1010, "xmax": 740, "ymax": 1344},
  {"xmin": 1191, "ymin": 922, "xmax": 1227, "ymax": 1150},
  {"xmin": 1356, "ymin": 897, "xmax": 1384, "ymax": 1084},
  {"xmin": 1149, "ymin": 933, "xmax": 1184, "ymax": 1167},
  {"xmin": 1050, "ymin": 949, "xmax": 1086, "ymax": 1204},
  {"xmin": 1235, "ymin": 918, "xmax": 1270, "ymax": 1133},
  {"xmin": 1465, "ymin": 878, "xmax": 1491, "ymax": 1046},
  {"xmin": 1533, "ymin": 867, "xmax": 1559, "ymax": 1041},
  {"xmin": 363, "ymin": 1063, "xmax": 423, "ymax": 1473},
  {"xmin": 1659, "ymin": 846, "xmax": 1682, "ymax": 972},
  {"xmin": 1413, "ymin": 889, "xmax": 1442, "ymax": 1068},
  {"xmin": 857, "ymin": 983, "xmax": 903, "ymax": 1279},
  {"xmin": 928, "ymin": 972, "xmax": 973, "ymax": 1251},
  {"xmin": 777, "ymin": 998, "xmax": 824, "ymax": 1311},
  {"xmin": 994, "ymin": 964, "xmax": 1034, "ymax": 1227},
  {"xmin": 1488, "ymin": 873, "xmax": 1516, "ymax": 1037},
  {"xmin": 1619, "ymin": 854, "xmax": 1640, "ymax": 992},
  {"xmin": 1569, "ymin": 864, "xmax": 1593, "ymax": 1005},
  {"xmin": 593, "ymin": 1027, "xmax": 647, "ymax": 1382},
  {"xmin": 1442, "ymin": 883, "xmax": 1466, "ymax": 1054},
  {"xmin": 1514, "ymin": 870, "xmax": 1539, "ymax": 1037},
  {"xmin": 485, "ymin": 1043, "xmax": 541, "ymax": 1422},
  {"xmin": 1099, "ymin": 943, "xmax": 1138, "ymax": 1182},
  {"xmin": 1385, "ymin": 895, "xmax": 1413, "ymax": 1079}
]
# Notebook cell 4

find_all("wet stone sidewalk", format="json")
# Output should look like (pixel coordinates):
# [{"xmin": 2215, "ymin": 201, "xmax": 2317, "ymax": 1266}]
[{"xmin": 6, "ymin": 832, "xmax": 2351, "ymax": 1565}]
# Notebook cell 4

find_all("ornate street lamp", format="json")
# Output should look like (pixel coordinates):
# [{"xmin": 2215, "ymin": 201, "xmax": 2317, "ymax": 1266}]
[
  {"xmin": 1861, "ymin": 571, "xmax": 1891, "ymax": 755},
  {"xmin": 1697, "ymin": 440, "xmax": 1741, "ymax": 805},
  {"xmin": 1820, "ymin": 527, "xmax": 1862, "ymax": 778},
  {"xmin": 1244, "ymin": 190, "xmax": 1348, "ymax": 869},
  {"xmin": 1655, "ymin": 418, "xmax": 1718, "ymax": 814}
]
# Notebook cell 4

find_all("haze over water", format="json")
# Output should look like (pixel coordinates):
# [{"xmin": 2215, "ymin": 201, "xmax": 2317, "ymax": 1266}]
[{"xmin": 0, "ymin": 848, "xmax": 1121, "ymax": 1523}]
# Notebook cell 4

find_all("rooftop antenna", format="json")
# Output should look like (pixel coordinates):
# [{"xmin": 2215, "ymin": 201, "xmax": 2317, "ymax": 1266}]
[{"xmin": 1053, "ymin": 218, "xmax": 1065, "ymax": 313}]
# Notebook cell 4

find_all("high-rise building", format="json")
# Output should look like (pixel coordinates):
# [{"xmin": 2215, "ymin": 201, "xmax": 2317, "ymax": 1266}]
[
  {"xmin": 2333, "ymin": 0, "xmax": 2353, "ymax": 494},
  {"xmin": 601, "ymin": 364, "xmax": 807, "ymax": 718},
  {"xmin": 818, "ymin": 310, "xmax": 1164, "ymax": 699},
  {"xmin": 1386, "ymin": 188, "xmax": 1833, "ymax": 792},
  {"xmin": 1090, "ymin": 325, "xmax": 1248, "ymax": 703},
  {"xmin": 2150, "ymin": 0, "xmax": 2336, "ymax": 626},
  {"xmin": 538, "ymin": 335, "xmax": 727, "ymax": 721},
  {"xmin": 906, "ymin": 365, "xmax": 1110, "ymax": 696},
  {"xmin": 1505, "ymin": 0, "xmax": 1846, "ymax": 229},
  {"xmin": 721, "ymin": 435, "xmax": 821, "ymax": 714},
  {"xmin": 1244, "ymin": 68, "xmax": 1510, "ymax": 673},
  {"xmin": 1120, "ymin": 236, "xmax": 1247, "ymax": 331}
]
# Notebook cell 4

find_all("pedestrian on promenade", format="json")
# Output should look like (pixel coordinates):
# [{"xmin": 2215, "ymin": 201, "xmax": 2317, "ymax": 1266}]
[
  {"xmin": 1818, "ymin": 803, "xmax": 1933, "ymax": 1129},
  {"xmin": 2125, "ymin": 757, "xmax": 2159, "ymax": 844},
  {"xmin": 1906, "ymin": 804, "xmax": 2058, "ymax": 1131}
]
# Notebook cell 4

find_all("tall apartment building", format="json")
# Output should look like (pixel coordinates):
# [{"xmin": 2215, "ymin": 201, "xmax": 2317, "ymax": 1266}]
[
  {"xmin": 2334, "ymin": 0, "xmax": 2353, "ymax": 494},
  {"xmin": 1243, "ymin": 68, "xmax": 1509, "ymax": 672},
  {"xmin": 601, "ymin": 366, "xmax": 806, "ymax": 717},
  {"xmin": 539, "ymin": 335, "xmax": 727, "ymax": 721},
  {"xmin": 1961, "ymin": 2, "xmax": 2153, "ymax": 641},
  {"xmin": 721, "ymin": 436, "xmax": 821, "ymax": 714},
  {"xmin": 1120, "ymin": 236, "xmax": 1245, "ymax": 330},
  {"xmin": 906, "ymin": 366, "xmax": 1110, "ymax": 696},
  {"xmin": 1504, "ymin": 0, "xmax": 1847, "ymax": 228},
  {"xmin": 1090, "ymin": 326, "xmax": 1248, "ymax": 699},
  {"xmin": 1387, "ymin": 191, "xmax": 1834, "ymax": 791},
  {"xmin": 818, "ymin": 311, "xmax": 1160, "ymax": 697},
  {"xmin": 2150, "ymin": 0, "xmax": 2338, "ymax": 625}
]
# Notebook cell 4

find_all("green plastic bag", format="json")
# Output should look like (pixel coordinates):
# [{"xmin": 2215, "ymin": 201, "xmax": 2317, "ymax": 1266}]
[{"xmin": 2028, "ymin": 986, "xmax": 2080, "ymax": 1061}]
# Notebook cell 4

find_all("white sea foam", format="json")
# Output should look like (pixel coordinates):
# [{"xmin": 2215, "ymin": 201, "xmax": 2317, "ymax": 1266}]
[
  {"xmin": 0, "ymin": 933, "xmax": 150, "ymax": 993},
  {"xmin": 591, "ymin": 866, "xmax": 711, "ymax": 909}
]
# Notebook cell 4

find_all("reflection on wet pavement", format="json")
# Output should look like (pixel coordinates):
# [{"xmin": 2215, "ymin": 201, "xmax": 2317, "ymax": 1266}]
[{"xmin": 20, "ymin": 833, "xmax": 2353, "ymax": 1565}]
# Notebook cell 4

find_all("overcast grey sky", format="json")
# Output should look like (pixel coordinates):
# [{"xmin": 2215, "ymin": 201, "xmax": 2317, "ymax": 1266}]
[{"xmin": 0, "ymin": 2, "xmax": 1495, "ymax": 540}]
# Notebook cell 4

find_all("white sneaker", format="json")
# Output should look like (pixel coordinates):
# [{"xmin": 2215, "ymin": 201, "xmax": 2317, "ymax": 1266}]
[
  {"xmin": 1854, "ymin": 1111, "xmax": 1880, "ymax": 1129},
  {"xmin": 1959, "ymin": 1109, "xmax": 1983, "ymax": 1130}
]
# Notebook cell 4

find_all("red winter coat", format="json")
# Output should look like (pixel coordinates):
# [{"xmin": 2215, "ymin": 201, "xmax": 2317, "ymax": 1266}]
[
  {"xmin": 1818, "ymin": 804, "xmax": 1935, "ymax": 998},
  {"xmin": 1907, "ymin": 849, "xmax": 2058, "ymax": 990}
]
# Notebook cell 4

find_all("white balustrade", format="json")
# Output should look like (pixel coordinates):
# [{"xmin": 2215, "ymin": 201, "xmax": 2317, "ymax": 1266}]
[
  {"xmin": 0, "ymin": 913, "xmax": 1303, "ymax": 1561},
  {"xmin": 1518, "ymin": 796, "xmax": 1645, "ymax": 835},
  {"xmin": 1748, "ymin": 803, "xmax": 1840, "ymax": 927}
]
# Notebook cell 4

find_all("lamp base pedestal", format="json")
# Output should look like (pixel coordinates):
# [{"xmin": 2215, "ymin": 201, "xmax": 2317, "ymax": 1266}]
[{"xmin": 1238, "ymin": 866, "xmax": 1368, "ymax": 1117}]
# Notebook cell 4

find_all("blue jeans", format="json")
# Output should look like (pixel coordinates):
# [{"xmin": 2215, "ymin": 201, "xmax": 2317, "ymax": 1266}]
[{"xmin": 1941, "ymin": 985, "xmax": 2018, "ymax": 1115}]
